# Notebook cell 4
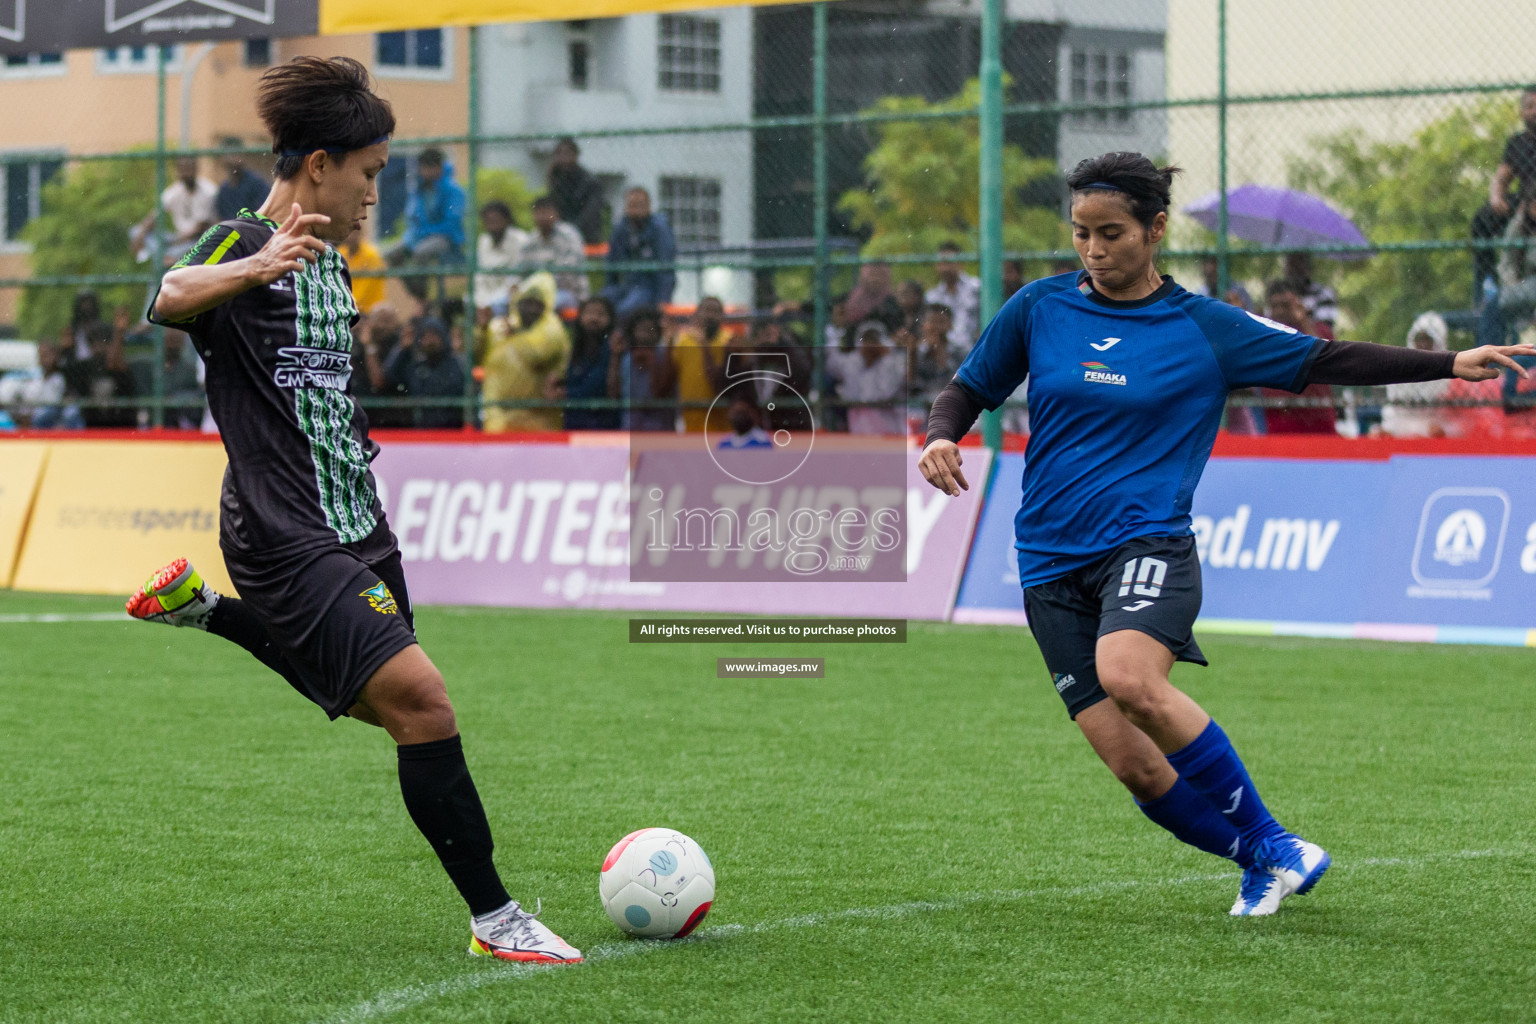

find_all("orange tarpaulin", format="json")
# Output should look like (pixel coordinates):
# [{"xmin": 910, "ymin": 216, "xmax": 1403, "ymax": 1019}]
[{"xmin": 320, "ymin": 0, "xmax": 800, "ymax": 33}]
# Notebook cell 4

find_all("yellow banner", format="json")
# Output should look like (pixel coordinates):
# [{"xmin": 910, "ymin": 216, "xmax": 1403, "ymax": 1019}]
[
  {"xmin": 321, "ymin": 0, "xmax": 793, "ymax": 33},
  {"xmin": 12, "ymin": 442, "xmax": 234, "ymax": 597},
  {"xmin": 0, "ymin": 442, "xmax": 50, "ymax": 588}
]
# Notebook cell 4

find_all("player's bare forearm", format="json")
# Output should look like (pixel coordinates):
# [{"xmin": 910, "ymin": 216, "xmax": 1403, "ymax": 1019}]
[{"xmin": 153, "ymin": 261, "xmax": 265, "ymax": 323}]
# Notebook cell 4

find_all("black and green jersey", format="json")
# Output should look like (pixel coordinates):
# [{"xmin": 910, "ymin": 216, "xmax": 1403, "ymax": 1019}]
[{"xmin": 151, "ymin": 210, "xmax": 389, "ymax": 563}]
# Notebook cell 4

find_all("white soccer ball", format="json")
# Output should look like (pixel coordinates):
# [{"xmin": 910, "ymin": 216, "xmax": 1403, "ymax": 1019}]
[{"xmin": 599, "ymin": 828, "xmax": 716, "ymax": 939}]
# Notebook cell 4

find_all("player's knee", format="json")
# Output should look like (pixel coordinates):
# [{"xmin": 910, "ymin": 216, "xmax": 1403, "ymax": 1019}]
[
  {"xmin": 1097, "ymin": 664, "xmax": 1168, "ymax": 722},
  {"xmin": 408, "ymin": 672, "xmax": 456, "ymax": 734},
  {"xmin": 382, "ymin": 670, "xmax": 456, "ymax": 737}
]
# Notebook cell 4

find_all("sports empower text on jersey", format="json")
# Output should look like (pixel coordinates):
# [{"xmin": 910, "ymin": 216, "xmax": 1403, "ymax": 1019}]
[
  {"xmin": 955, "ymin": 271, "xmax": 1322, "ymax": 590},
  {"xmin": 149, "ymin": 211, "xmax": 389, "ymax": 563}
]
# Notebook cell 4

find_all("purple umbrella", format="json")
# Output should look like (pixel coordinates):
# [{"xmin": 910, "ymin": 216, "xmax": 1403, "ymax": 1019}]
[{"xmin": 1182, "ymin": 184, "xmax": 1371, "ymax": 259}]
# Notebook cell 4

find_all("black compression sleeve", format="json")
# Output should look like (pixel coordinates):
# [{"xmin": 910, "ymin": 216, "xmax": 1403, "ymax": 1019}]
[
  {"xmin": 1305, "ymin": 340, "xmax": 1457, "ymax": 386},
  {"xmin": 924, "ymin": 379, "xmax": 987, "ymax": 446},
  {"xmin": 398, "ymin": 735, "xmax": 512, "ymax": 917}
]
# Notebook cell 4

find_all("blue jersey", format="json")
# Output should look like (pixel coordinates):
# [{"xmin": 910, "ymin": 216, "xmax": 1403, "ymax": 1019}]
[{"xmin": 955, "ymin": 272, "xmax": 1324, "ymax": 589}]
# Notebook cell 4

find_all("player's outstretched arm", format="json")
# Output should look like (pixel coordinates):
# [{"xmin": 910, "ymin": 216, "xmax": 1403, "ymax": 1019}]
[
  {"xmin": 1304, "ymin": 340, "xmax": 1536, "ymax": 387},
  {"xmin": 152, "ymin": 204, "xmax": 330, "ymax": 323}
]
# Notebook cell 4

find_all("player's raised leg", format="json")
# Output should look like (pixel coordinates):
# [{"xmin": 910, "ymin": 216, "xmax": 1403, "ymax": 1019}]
[
  {"xmin": 1095, "ymin": 630, "xmax": 1330, "ymax": 917},
  {"xmin": 355, "ymin": 644, "xmax": 581, "ymax": 963},
  {"xmin": 126, "ymin": 557, "xmax": 299, "ymax": 681}
]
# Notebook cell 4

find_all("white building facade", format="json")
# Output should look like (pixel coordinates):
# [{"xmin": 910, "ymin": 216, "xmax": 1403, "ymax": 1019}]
[{"xmin": 478, "ymin": 10, "xmax": 756, "ymax": 306}]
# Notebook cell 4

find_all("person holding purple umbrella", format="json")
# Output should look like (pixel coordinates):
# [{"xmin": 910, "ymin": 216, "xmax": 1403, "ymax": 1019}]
[
  {"xmin": 918, "ymin": 150, "xmax": 1535, "ymax": 919},
  {"xmin": 1185, "ymin": 184, "xmax": 1369, "ymax": 337}
]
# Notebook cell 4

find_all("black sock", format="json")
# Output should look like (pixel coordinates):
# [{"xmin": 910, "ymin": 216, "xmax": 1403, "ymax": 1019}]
[
  {"xmin": 397, "ymin": 734, "xmax": 512, "ymax": 916},
  {"xmin": 206, "ymin": 597, "xmax": 296, "ymax": 680}
]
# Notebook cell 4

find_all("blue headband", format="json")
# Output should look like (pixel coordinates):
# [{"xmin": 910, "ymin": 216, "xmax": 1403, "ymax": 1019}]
[
  {"xmin": 278, "ymin": 135, "xmax": 390, "ymax": 157},
  {"xmin": 1079, "ymin": 181, "xmax": 1125, "ymax": 192}
]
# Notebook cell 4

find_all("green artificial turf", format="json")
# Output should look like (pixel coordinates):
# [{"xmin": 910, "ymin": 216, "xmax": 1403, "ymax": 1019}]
[{"xmin": 1, "ymin": 591, "xmax": 1532, "ymax": 1023}]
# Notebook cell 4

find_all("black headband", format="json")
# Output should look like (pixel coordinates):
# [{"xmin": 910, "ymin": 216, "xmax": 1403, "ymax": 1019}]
[{"xmin": 278, "ymin": 134, "xmax": 390, "ymax": 158}]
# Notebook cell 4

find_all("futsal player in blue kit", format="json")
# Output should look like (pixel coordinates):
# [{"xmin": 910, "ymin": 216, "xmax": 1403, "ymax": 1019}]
[{"xmin": 920, "ymin": 152, "xmax": 1535, "ymax": 916}]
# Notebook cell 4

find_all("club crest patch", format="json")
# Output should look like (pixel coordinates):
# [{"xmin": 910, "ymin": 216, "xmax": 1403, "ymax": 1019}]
[{"xmin": 360, "ymin": 581, "xmax": 398, "ymax": 615}]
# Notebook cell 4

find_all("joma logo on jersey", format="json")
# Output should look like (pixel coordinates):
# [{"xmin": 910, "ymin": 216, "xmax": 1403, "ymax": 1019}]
[
  {"xmin": 1080, "ymin": 361, "xmax": 1128, "ymax": 386},
  {"xmin": 360, "ymin": 582, "xmax": 398, "ymax": 615}
]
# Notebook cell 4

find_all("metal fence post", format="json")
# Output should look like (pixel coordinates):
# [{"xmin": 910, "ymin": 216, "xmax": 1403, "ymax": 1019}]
[
  {"xmin": 464, "ymin": 24, "xmax": 481, "ymax": 430},
  {"xmin": 978, "ymin": 0, "xmax": 1003, "ymax": 451},
  {"xmin": 1215, "ymin": 0, "xmax": 1230, "ymax": 299},
  {"xmin": 811, "ymin": 2, "xmax": 829, "ymax": 421},
  {"xmin": 151, "ymin": 45, "xmax": 168, "ymax": 429}
]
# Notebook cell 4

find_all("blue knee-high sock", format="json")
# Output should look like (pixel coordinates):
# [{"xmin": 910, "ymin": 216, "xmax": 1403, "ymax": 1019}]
[
  {"xmin": 1136, "ymin": 777, "xmax": 1254, "ymax": 868},
  {"xmin": 1165, "ymin": 720, "xmax": 1286, "ymax": 849}
]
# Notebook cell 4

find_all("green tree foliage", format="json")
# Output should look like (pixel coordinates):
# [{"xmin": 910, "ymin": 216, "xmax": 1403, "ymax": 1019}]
[
  {"xmin": 838, "ymin": 78, "xmax": 1068, "ymax": 277},
  {"xmin": 1289, "ymin": 95, "xmax": 1515, "ymax": 345},
  {"xmin": 19, "ymin": 155, "xmax": 157, "ymax": 341}
]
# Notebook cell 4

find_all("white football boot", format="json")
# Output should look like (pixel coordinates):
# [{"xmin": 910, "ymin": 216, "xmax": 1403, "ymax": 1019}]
[
  {"xmin": 1230, "ymin": 833, "xmax": 1331, "ymax": 916},
  {"xmin": 468, "ymin": 900, "xmax": 582, "ymax": 964}
]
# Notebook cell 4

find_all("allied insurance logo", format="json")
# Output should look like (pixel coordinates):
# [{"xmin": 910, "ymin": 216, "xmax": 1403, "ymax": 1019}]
[
  {"xmin": 1409, "ymin": 487, "xmax": 1511, "ymax": 598},
  {"xmin": 1080, "ymin": 361, "xmax": 1127, "ymax": 386}
]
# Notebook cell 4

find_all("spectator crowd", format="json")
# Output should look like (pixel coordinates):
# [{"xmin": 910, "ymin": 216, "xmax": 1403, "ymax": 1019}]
[{"xmin": 11, "ymin": 105, "xmax": 1536, "ymax": 440}]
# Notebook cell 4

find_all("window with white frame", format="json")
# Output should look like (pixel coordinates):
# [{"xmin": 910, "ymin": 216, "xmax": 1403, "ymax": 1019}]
[
  {"xmin": 377, "ymin": 29, "xmax": 448, "ymax": 77},
  {"xmin": 3, "ymin": 158, "xmax": 63, "ymax": 244},
  {"xmin": 660, "ymin": 176, "xmax": 721, "ymax": 247},
  {"xmin": 2, "ymin": 52, "xmax": 64, "ymax": 76},
  {"xmin": 98, "ymin": 45, "xmax": 181, "ymax": 73},
  {"xmin": 1069, "ymin": 49, "xmax": 1134, "ymax": 128},
  {"xmin": 657, "ymin": 15, "xmax": 720, "ymax": 93}
]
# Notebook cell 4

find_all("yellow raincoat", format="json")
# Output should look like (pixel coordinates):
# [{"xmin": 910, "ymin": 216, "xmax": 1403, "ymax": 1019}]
[{"xmin": 481, "ymin": 272, "xmax": 571, "ymax": 432}]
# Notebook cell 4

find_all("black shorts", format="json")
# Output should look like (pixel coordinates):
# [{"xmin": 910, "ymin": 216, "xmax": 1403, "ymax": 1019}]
[
  {"xmin": 225, "ymin": 532, "xmax": 418, "ymax": 720},
  {"xmin": 1022, "ymin": 534, "xmax": 1206, "ymax": 720}
]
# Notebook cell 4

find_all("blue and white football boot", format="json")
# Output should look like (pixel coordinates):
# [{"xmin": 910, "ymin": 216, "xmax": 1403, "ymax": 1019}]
[{"xmin": 1230, "ymin": 833, "xmax": 1331, "ymax": 917}]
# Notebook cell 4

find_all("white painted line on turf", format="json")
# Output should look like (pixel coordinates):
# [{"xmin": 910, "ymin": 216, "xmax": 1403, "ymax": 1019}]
[
  {"xmin": 0, "ymin": 612, "xmax": 127, "ymax": 623},
  {"xmin": 313, "ymin": 846, "xmax": 1530, "ymax": 1024}
]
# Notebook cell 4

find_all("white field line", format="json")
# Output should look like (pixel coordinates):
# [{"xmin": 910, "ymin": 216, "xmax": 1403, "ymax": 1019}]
[
  {"xmin": 0, "ymin": 612, "xmax": 126, "ymax": 623},
  {"xmin": 314, "ymin": 847, "xmax": 1525, "ymax": 1024}
]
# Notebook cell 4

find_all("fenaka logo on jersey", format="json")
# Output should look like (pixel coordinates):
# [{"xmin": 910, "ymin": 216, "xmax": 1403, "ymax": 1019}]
[
  {"xmin": 1053, "ymin": 673, "xmax": 1076, "ymax": 693},
  {"xmin": 360, "ymin": 581, "xmax": 398, "ymax": 615},
  {"xmin": 274, "ymin": 346, "xmax": 351, "ymax": 390},
  {"xmin": 1080, "ymin": 361, "xmax": 1128, "ymax": 386}
]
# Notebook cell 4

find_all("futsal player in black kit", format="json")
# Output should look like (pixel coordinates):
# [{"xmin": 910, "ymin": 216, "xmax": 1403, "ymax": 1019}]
[{"xmin": 125, "ymin": 56, "xmax": 580, "ymax": 963}]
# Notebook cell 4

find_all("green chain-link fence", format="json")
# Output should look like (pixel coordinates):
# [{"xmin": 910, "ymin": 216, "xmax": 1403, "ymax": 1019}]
[{"xmin": 1, "ymin": 0, "xmax": 1532, "ymax": 437}]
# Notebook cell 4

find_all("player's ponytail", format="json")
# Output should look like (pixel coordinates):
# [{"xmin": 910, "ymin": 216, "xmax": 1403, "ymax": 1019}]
[{"xmin": 1066, "ymin": 152, "xmax": 1182, "ymax": 228}]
